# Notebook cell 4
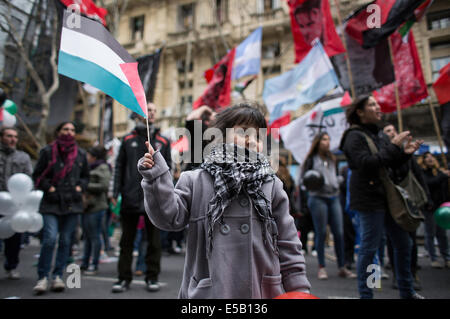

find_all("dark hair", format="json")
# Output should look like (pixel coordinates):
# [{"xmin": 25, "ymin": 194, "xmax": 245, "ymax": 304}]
[
  {"xmin": 294, "ymin": 0, "xmax": 321, "ymax": 15},
  {"xmin": 0, "ymin": 126, "xmax": 18, "ymax": 137},
  {"xmin": 87, "ymin": 145, "xmax": 107, "ymax": 161},
  {"xmin": 345, "ymin": 95, "xmax": 371, "ymax": 126},
  {"xmin": 210, "ymin": 102, "xmax": 267, "ymax": 135},
  {"xmin": 302, "ymin": 132, "xmax": 336, "ymax": 175},
  {"xmin": 381, "ymin": 122, "xmax": 394, "ymax": 129},
  {"xmin": 54, "ymin": 121, "xmax": 76, "ymax": 137}
]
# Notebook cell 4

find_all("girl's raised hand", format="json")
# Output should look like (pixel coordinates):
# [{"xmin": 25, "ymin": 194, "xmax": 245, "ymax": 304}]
[{"xmin": 142, "ymin": 141, "xmax": 155, "ymax": 169}]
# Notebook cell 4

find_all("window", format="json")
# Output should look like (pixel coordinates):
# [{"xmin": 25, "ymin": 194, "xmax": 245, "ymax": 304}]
[
  {"xmin": 431, "ymin": 56, "xmax": 450, "ymax": 81},
  {"xmin": 427, "ymin": 10, "xmax": 450, "ymax": 30},
  {"xmin": 263, "ymin": 65, "xmax": 281, "ymax": 75},
  {"xmin": 178, "ymin": 3, "xmax": 195, "ymax": 31},
  {"xmin": 256, "ymin": 0, "xmax": 281, "ymax": 13},
  {"xmin": 130, "ymin": 15, "xmax": 145, "ymax": 41},
  {"xmin": 215, "ymin": 0, "xmax": 228, "ymax": 23},
  {"xmin": 179, "ymin": 80, "xmax": 193, "ymax": 89},
  {"xmin": 262, "ymin": 42, "xmax": 280, "ymax": 59},
  {"xmin": 177, "ymin": 59, "xmax": 194, "ymax": 73}
]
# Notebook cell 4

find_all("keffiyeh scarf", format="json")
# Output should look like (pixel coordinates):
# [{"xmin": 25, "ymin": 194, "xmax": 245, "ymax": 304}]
[{"xmin": 201, "ymin": 143, "xmax": 277, "ymax": 257}]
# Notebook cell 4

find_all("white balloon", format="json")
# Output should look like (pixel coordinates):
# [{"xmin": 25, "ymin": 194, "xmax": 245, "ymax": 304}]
[
  {"xmin": 0, "ymin": 217, "xmax": 15, "ymax": 239},
  {"xmin": 7, "ymin": 173, "xmax": 33, "ymax": 200},
  {"xmin": 0, "ymin": 191, "xmax": 18, "ymax": 216},
  {"xmin": 10, "ymin": 211, "xmax": 33, "ymax": 233},
  {"xmin": 28, "ymin": 213, "xmax": 43, "ymax": 233},
  {"xmin": 2, "ymin": 111, "xmax": 16, "ymax": 127},
  {"xmin": 23, "ymin": 190, "xmax": 44, "ymax": 214}
]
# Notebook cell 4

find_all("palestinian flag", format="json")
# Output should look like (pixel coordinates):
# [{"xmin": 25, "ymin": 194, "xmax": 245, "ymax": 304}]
[
  {"xmin": 345, "ymin": 0, "xmax": 426, "ymax": 49},
  {"xmin": 398, "ymin": 0, "xmax": 433, "ymax": 36},
  {"xmin": 58, "ymin": 10, "xmax": 147, "ymax": 118},
  {"xmin": 234, "ymin": 75, "xmax": 257, "ymax": 94}
]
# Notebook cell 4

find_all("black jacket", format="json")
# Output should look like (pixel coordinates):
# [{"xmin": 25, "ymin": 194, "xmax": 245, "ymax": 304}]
[
  {"xmin": 339, "ymin": 124, "xmax": 411, "ymax": 212},
  {"xmin": 422, "ymin": 168, "xmax": 449, "ymax": 212},
  {"xmin": 113, "ymin": 125, "xmax": 171, "ymax": 214},
  {"xmin": 32, "ymin": 144, "xmax": 89, "ymax": 215}
]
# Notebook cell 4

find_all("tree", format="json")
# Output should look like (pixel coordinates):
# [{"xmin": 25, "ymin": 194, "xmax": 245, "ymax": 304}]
[{"xmin": 0, "ymin": 0, "xmax": 59, "ymax": 146}]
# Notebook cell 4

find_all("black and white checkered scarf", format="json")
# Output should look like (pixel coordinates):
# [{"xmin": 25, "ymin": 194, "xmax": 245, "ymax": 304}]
[{"xmin": 201, "ymin": 143, "xmax": 277, "ymax": 257}]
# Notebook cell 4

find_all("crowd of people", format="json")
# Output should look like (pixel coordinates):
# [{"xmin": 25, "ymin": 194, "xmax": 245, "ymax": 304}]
[{"xmin": 0, "ymin": 95, "xmax": 449, "ymax": 299}]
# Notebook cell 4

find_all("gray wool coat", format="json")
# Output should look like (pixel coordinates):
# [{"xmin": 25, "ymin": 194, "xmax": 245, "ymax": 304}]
[{"xmin": 138, "ymin": 151, "xmax": 311, "ymax": 299}]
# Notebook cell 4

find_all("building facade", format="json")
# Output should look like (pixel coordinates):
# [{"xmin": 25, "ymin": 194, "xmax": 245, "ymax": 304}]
[{"xmin": 75, "ymin": 0, "xmax": 450, "ymax": 149}]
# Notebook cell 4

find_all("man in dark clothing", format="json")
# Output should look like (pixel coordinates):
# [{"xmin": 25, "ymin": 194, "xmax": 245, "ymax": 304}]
[
  {"xmin": 0, "ymin": 127, "xmax": 33, "ymax": 280},
  {"xmin": 382, "ymin": 123, "xmax": 431, "ymax": 290},
  {"xmin": 111, "ymin": 102, "xmax": 171, "ymax": 293}
]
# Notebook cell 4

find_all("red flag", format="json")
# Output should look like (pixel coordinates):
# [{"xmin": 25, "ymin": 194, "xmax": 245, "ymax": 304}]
[
  {"xmin": 345, "ymin": 0, "xmax": 424, "ymax": 49},
  {"xmin": 193, "ymin": 48, "xmax": 236, "ymax": 111},
  {"xmin": 288, "ymin": 0, "xmax": 345, "ymax": 63},
  {"xmin": 268, "ymin": 112, "xmax": 291, "ymax": 141},
  {"xmin": 373, "ymin": 31, "xmax": 428, "ymax": 113},
  {"xmin": 59, "ymin": 0, "xmax": 108, "ymax": 26},
  {"xmin": 433, "ymin": 62, "xmax": 450, "ymax": 105}
]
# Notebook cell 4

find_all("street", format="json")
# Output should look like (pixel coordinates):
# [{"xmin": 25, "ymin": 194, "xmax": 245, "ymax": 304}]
[{"xmin": 1, "ymin": 234, "xmax": 449, "ymax": 299}]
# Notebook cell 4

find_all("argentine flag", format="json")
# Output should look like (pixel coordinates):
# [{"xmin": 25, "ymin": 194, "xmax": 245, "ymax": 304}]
[
  {"xmin": 232, "ymin": 27, "xmax": 262, "ymax": 80},
  {"xmin": 263, "ymin": 40, "xmax": 340, "ymax": 122},
  {"xmin": 58, "ymin": 10, "xmax": 147, "ymax": 118}
]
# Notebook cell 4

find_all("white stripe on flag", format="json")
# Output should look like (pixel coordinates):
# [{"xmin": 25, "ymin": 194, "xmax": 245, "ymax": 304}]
[{"xmin": 60, "ymin": 28, "xmax": 129, "ymax": 85}]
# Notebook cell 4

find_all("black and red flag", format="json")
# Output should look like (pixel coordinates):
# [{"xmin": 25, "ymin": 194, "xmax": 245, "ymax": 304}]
[
  {"xmin": 193, "ymin": 48, "xmax": 236, "ymax": 111},
  {"xmin": 345, "ymin": 0, "xmax": 426, "ymax": 49},
  {"xmin": 288, "ymin": 0, "xmax": 345, "ymax": 63}
]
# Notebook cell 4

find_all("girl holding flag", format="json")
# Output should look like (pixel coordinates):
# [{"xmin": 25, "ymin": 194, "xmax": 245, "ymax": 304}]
[{"xmin": 137, "ymin": 103, "xmax": 311, "ymax": 298}]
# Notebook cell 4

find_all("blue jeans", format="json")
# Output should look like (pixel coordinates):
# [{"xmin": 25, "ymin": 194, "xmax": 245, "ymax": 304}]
[
  {"xmin": 307, "ymin": 195, "xmax": 346, "ymax": 268},
  {"xmin": 81, "ymin": 210, "xmax": 105, "ymax": 269},
  {"xmin": 424, "ymin": 210, "xmax": 450, "ymax": 262},
  {"xmin": 37, "ymin": 213, "xmax": 80, "ymax": 279},
  {"xmin": 357, "ymin": 210, "xmax": 415, "ymax": 299}
]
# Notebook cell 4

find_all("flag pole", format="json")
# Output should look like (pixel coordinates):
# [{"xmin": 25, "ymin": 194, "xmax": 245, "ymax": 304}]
[
  {"xmin": 333, "ymin": 0, "xmax": 356, "ymax": 99},
  {"xmin": 387, "ymin": 36, "xmax": 403, "ymax": 132},
  {"xmin": 427, "ymin": 97, "xmax": 448, "ymax": 169}
]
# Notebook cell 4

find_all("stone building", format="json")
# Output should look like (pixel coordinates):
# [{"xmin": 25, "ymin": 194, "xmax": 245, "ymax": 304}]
[{"xmin": 74, "ymin": 0, "xmax": 450, "ymax": 150}]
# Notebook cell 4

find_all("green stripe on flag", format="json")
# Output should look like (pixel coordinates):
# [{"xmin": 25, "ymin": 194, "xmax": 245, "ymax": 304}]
[{"xmin": 323, "ymin": 107, "xmax": 344, "ymax": 117}]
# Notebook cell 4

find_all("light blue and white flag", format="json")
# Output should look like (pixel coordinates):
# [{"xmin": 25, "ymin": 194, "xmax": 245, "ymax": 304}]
[
  {"xmin": 263, "ymin": 40, "xmax": 340, "ymax": 122},
  {"xmin": 232, "ymin": 27, "xmax": 262, "ymax": 80}
]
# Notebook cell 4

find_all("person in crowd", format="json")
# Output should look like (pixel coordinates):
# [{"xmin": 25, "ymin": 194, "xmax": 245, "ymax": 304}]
[
  {"xmin": 382, "ymin": 123, "xmax": 431, "ymax": 290},
  {"xmin": 418, "ymin": 152, "xmax": 450, "ymax": 269},
  {"xmin": 138, "ymin": 103, "xmax": 311, "ymax": 298},
  {"xmin": 339, "ymin": 164, "xmax": 357, "ymax": 271},
  {"xmin": 296, "ymin": 183, "xmax": 315, "ymax": 256},
  {"xmin": 111, "ymin": 102, "xmax": 172, "ymax": 293},
  {"xmin": 339, "ymin": 95, "xmax": 424, "ymax": 299},
  {"xmin": 183, "ymin": 105, "xmax": 216, "ymax": 171},
  {"xmin": 0, "ymin": 127, "xmax": 33, "ymax": 279},
  {"xmin": 302, "ymin": 132, "xmax": 356, "ymax": 280},
  {"xmin": 80, "ymin": 146, "xmax": 112, "ymax": 275},
  {"xmin": 32, "ymin": 122, "xmax": 89, "ymax": 294},
  {"xmin": 276, "ymin": 156, "xmax": 296, "ymax": 218}
]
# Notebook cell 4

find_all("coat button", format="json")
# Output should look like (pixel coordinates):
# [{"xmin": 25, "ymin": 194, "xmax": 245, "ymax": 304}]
[
  {"xmin": 220, "ymin": 224, "xmax": 230, "ymax": 235},
  {"xmin": 239, "ymin": 197, "xmax": 249, "ymax": 207},
  {"xmin": 240, "ymin": 224, "xmax": 249, "ymax": 234}
]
